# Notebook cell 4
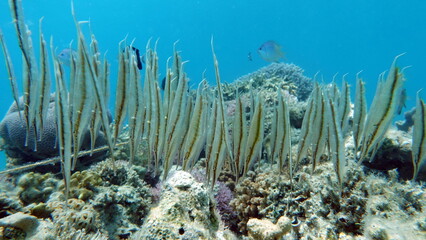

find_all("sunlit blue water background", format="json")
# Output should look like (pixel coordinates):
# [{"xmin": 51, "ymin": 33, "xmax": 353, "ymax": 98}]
[{"xmin": 0, "ymin": 0, "xmax": 425, "ymax": 169}]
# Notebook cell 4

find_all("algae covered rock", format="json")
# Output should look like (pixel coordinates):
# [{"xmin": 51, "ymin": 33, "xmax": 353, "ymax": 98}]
[
  {"xmin": 0, "ymin": 212, "xmax": 39, "ymax": 239},
  {"xmin": 17, "ymin": 172, "xmax": 59, "ymax": 205},
  {"xmin": 131, "ymin": 170, "xmax": 221, "ymax": 240}
]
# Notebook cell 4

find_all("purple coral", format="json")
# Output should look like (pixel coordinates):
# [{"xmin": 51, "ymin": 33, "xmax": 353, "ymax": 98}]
[{"xmin": 214, "ymin": 181, "xmax": 238, "ymax": 231}]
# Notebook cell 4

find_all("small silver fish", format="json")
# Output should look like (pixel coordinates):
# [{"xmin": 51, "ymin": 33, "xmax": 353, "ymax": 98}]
[
  {"xmin": 57, "ymin": 48, "xmax": 77, "ymax": 66},
  {"xmin": 397, "ymin": 88, "xmax": 407, "ymax": 115},
  {"xmin": 257, "ymin": 40, "xmax": 285, "ymax": 62}
]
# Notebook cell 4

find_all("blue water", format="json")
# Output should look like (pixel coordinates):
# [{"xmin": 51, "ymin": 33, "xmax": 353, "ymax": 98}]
[{"xmin": 1, "ymin": 0, "xmax": 426, "ymax": 169}]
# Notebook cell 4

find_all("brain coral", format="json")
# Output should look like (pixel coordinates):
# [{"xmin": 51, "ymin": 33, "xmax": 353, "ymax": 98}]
[{"xmin": 0, "ymin": 96, "xmax": 110, "ymax": 168}]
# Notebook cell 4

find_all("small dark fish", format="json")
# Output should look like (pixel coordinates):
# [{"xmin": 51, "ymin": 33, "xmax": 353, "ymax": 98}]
[
  {"xmin": 131, "ymin": 47, "xmax": 144, "ymax": 70},
  {"xmin": 160, "ymin": 76, "xmax": 166, "ymax": 90},
  {"xmin": 258, "ymin": 40, "xmax": 284, "ymax": 62},
  {"xmin": 248, "ymin": 52, "xmax": 252, "ymax": 61}
]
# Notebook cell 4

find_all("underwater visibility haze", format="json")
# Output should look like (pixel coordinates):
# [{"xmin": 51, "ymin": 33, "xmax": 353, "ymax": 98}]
[{"xmin": 0, "ymin": 0, "xmax": 426, "ymax": 239}]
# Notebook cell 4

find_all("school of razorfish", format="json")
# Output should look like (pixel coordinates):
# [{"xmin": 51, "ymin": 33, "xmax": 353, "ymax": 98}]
[{"xmin": 1, "ymin": 0, "xmax": 425, "ymax": 201}]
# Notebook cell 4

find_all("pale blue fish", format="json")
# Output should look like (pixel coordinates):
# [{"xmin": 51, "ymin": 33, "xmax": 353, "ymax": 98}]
[
  {"xmin": 57, "ymin": 48, "xmax": 77, "ymax": 66},
  {"xmin": 397, "ymin": 88, "xmax": 407, "ymax": 115},
  {"xmin": 257, "ymin": 40, "xmax": 285, "ymax": 62}
]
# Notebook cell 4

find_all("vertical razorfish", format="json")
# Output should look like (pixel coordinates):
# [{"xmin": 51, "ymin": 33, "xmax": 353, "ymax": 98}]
[
  {"xmin": 10, "ymin": 0, "xmax": 40, "ymax": 148},
  {"xmin": 294, "ymin": 83, "xmax": 318, "ymax": 171},
  {"xmin": 211, "ymin": 38, "xmax": 233, "ymax": 164},
  {"xmin": 89, "ymin": 55, "xmax": 109, "ymax": 155},
  {"xmin": 51, "ymin": 38, "xmax": 71, "ymax": 199},
  {"xmin": 352, "ymin": 76, "xmax": 367, "ymax": 152},
  {"xmin": 232, "ymin": 94, "xmax": 247, "ymax": 179},
  {"xmin": 143, "ymin": 48, "xmax": 153, "ymax": 158},
  {"xmin": 358, "ymin": 55, "xmax": 405, "ymax": 163},
  {"xmin": 338, "ymin": 80, "xmax": 350, "ymax": 133},
  {"xmin": 205, "ymin": 98, "xmax": 218, "ymax": 183},
  {"xmin": 0, "ymin": 30, "xmax": 21, "ymax": 120},
  {"xmin": 310, "ymin": 88, "xmax": 327, "ymax": 172},
  {"xmin": 162, "ymin": 65, "xmax": 188, "ymax": 180},
  {"xmin": 155, "ymin": 60, "xmax": 173, "ymax": 171},
  {"xmin": 147, "ymin": 47, "xmax": 162, "ymax": 164},
  {"xmin": 275, "ymin": 92, "xmax": 292, "ymax": 175},
  {"xmin": 412, "ymin": 93, "xmax": 426, "ymax": 180},
  {"xmin": 71, "ymin": 3, "xmax": 115, "ymax": 164},
  {"xmin": 268, "ymin": 100, "xmax": 278, "ymax": 166},
  {"xmin": 36, "ymin": 18, "xmax": 51, "ymax": 140},
  {"xmin": 150, "ymin": 79, "xmax": 163, "ymax": 167},
  {"xmin": 326, "ymin": 96, "xmax": 345, "ymax": 190},
  {"xmin": 128, "ymin": 53, "xmax": 143, "ymax": 163},
  {"xmin": 208, "ymin": 100, "xmax": 227, "ymax": 189},
  {"xmin": 182, "ymin": 81, "xmax": 207, "ymax": 171},
  {"xmin": 242, "ymin": 97, "xmax": 264, "ymax": 179},
  {"xmin": 113, "ymin": 42, "xmax": 129, "ymax": 146},
  {"xmin": 71, "ymin": 28, "xmax": 95, "ymax": 169}
]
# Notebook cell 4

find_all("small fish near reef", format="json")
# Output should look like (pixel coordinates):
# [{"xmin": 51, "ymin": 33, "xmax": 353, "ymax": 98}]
[
  {"xmin": 258, "ymin": 40, "xmax": 285, "ymax": 62},
  {"xmin": 57, "ymin": 48, "xmax": 77, "ymax": 66}
]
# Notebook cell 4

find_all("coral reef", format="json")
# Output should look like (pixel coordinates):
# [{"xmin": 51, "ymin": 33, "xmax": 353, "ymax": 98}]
[
  {"xmin": 0, "ymin": 2, "xmax": 425, "ymax": 239},
  {"xmin": 220, "ymin": 63, "xmax": 311, "ymax": 131},
  {"xmin": 90, "ymin": 160, "xmax": 152, "ymax": 239},
  {"xmin": 222, "ymin": 63, "xmax": 313, "ymax": 102},
  {"xmin": 0, "ymin": 157, "xmax": 153, "ymax": 240},
  {"xmin": 0, "ymin": 210, "xmax": 109, "ymax": 240},
  {"xmin": 131, "ymin": 170, "xmax": 223, "ymax": 239},
  {"xmin": 231, "ymin": 155, "xmax": 426, "ymax": 239}
]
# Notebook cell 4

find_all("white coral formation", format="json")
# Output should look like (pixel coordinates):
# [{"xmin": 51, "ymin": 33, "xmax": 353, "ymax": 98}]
[
  {"xmin": 131, "ymin": 170, "xmax": 222, "ymax": 240},
  {"xmin": 247, "ymin": 216, "xmax": 291, "ymax": 240}
]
